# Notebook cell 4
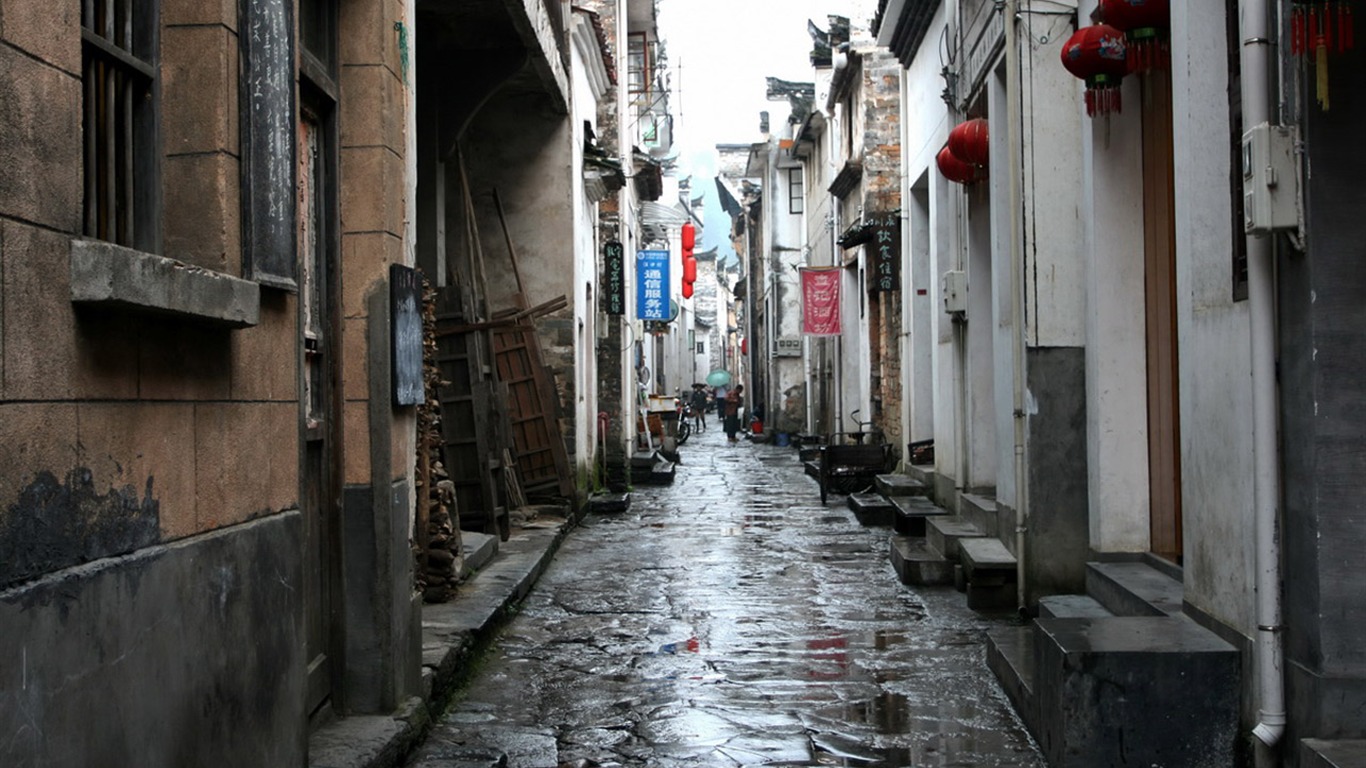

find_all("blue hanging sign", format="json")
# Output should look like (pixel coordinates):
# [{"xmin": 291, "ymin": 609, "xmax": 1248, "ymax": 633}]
[{"xmin": 636, "ymin": 249, "xmax": 670, "ymax": 320}]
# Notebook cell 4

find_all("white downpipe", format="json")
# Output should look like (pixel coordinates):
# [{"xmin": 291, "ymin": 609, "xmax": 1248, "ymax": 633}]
[
  {"xmin": 1003, "ymin": 0, "xmax": 1028, "ymax": 612},
  {"xmin": 616, "ymin": 0, "xmax": 635, "ymax": 463},
  {"xmin": 1240, "ymin": 0, "xmax": 1286, "ymax": 751}
]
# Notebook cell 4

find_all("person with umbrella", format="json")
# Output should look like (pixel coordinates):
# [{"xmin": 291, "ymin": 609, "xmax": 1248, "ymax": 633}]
[
  {"xmin": 689, "ymin": 383, "xmax": 708, "ymax": 433},
  {"xmin": 724, "ymin": 385, "xmax": 745, "ymax": 444}
]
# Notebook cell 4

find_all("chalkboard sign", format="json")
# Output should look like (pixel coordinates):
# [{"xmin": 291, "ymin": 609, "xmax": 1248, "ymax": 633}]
[
  {"xmin": 240, "ymin": 0, "xmax": 298, "ymax": 290},
  {"xmin": 390, "ymin": 264, "xmax": 425, "ymax": 407},
  {"xmin": 603, "ymin": 241, "xmax": 625, "ymax": 315}
]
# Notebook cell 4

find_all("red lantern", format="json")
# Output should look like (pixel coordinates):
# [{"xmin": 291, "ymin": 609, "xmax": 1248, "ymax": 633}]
[
  {"xmin": 683, "ymin": 255, "xmax": 696, "ymax": 284},
  {"xmin": 947, "ymin": 118, "xmax": 989, "ymax": 167},
  {"xmin": 937, "ymin": 146, "xmax": 980, "ymax": 185},
  {"xmin": 1098, "ymin": 0, "xmax": 1170, "ymax": 72},
  {"xmin": 682, "ymin": 281, "xmax": 694, "ymax": 299},
  {"xmin": 1291, "ymin": 1, "xmax": 1355, "ymax": 110},
  {"xmin": 1061, "ymin": 25, "xmax": 1128, "ymax": 117},
  {"xmin": 680, "ymin": 221, "xmax": 696, "ymax": 250}
]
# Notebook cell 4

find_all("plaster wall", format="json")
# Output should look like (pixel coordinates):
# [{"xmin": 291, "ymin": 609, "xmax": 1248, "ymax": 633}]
[
  {"xmin": 571, "ymin": 40, "xmax": 601, "ymax": 482},
  {"xmin": 987, "ymin": 73, "xmax": 1015, "ymax": 507},
  {"xmin": 1168, "ymin": 1, "xmax": 1255, "ymax": 633},
  {"xmin": 894, "ymin": 3, "xmax": 950, "ymax": 465},
  {"xmin": 965, "ymin": 182, "xmax": 997, "ymax": 492},
  {"xmin": 1078, "ymin": 0, "xmax": 1149, "ymax": 553},
  {"xmin": 905, "ymin": 179, "xmax": 935, "ymax": 446}
]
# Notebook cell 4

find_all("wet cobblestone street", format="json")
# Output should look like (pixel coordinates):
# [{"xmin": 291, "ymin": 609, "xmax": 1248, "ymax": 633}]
[{"xmin": 408, "ymin": 425, "xmax": 1046, "ymax": 767}]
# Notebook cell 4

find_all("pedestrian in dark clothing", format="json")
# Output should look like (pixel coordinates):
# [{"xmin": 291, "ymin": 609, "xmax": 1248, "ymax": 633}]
[
  {"xmin": 724, "ymin": 385, "xmax": 744, "ymax": 444},
  {"xmin": 690, "ymin": 385, "xmax": 707, "ymax": 432}
]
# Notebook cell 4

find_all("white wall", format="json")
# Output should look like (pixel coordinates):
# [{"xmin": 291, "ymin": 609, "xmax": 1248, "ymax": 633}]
[
  {"xmin": 1081, "ymin": 73, "xmax": 1150, "ymax": 553},
  {"xmin": 571, "ymin": 28, "xmax": 601, "ymax": 479},
  {"xmin": 1169, "ymin": 0, "xmax": 1255, "ymax": 633}
]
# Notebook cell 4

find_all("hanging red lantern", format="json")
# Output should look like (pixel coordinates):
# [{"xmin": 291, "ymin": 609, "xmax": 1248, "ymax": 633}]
[
  {"xmin": 682, "ymin": 281, "xmax": 694, "ymax": 299},
  {"xmin": 1292, "ymin": 1, "xmax": 1354, "ymax": 110},
  {"xmin": 683, "ymin": 255, "xmax": 697, "ymax": 284},
  {"xmin": 937, "ymin": 146, "xmax": 981, "ymax": 185},
  {"xmin": 1098, "ymin": 0, "xmax": 1171, "ymax": 72},
  {"xmin": 1061, "ymin": 25, "xmax": 1129, "ymax": 117},
  {"xmin": 947, "ymin": 118, "xmax": 990, "ymax": 167}
]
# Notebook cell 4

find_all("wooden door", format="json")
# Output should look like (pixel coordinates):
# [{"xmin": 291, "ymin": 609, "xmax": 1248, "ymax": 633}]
[
  {"xmin": 300, "ymin": 105, "xmax": 342, "ymax": 715},
  {"xmin": 1142, "ymin": 73, "xmax": 1182, "ymax": 563},
  {"xmin": 492, "ymin": 318, "xmax": 573, "ymax": 500}
]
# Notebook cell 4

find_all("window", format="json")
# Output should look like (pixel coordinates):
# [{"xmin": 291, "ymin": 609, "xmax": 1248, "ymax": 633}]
[
  {"xmin": 82, "ymin": 0, "xmax": 159, "ymax": 250},
  {"xmin": 788, "ymin": 168, "xmax": 804, "ymax": 215}
]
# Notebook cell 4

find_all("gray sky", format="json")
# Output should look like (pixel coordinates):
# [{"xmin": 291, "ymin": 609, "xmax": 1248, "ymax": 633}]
[{"xmin": 657, "ymin": 0, "xmax": 876, "ymax": 256}]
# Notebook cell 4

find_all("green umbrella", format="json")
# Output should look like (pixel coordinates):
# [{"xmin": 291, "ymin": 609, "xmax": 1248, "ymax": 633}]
[{"xmin": 706, "ymin": 370, "xmax": 732, "ymax": 387}]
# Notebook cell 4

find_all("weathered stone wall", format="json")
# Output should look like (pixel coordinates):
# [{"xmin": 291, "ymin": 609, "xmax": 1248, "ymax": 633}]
[{"xmin": 0, "ymin": 0, "xmax": 413, "ymax": 760}]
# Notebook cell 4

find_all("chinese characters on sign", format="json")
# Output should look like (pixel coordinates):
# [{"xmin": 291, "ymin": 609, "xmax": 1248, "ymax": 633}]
[
  {"xmin": 867, "ymin": 211, "xmax": 901, "ymax": 293},
  {"xmin": 636, "ymin": 249, "xmax": 670, "ymax": 321},
  {"xmin": 603, "ymin": 241, "xmax": 625, "ymax": 315},
  {"xmin": 801, "ymin": 267, "xmax": 842, "ymax": 336}
]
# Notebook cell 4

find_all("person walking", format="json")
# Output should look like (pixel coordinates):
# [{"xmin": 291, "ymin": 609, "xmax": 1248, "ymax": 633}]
[
  {"xmin": 724, "ymin": 385, "xmax": 744, "ymax": 444},
  {"xmin": 689, "ymin": 384, "xmax": 708, "ymax": 432}
]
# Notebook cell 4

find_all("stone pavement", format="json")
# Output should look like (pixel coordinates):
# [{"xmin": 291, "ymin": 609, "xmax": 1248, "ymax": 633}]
[
  {"xmin": 403, "ymin": 425, "xmax": 1046, "ymax": 767},
  {"xmin": 309, "ymin": 513, "xmax": 577, "ymax": 768}
]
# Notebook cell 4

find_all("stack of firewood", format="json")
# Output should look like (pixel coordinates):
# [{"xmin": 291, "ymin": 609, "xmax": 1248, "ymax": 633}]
[{"xmin": 415, "ymin": 275, "xmax": 463, "ymax": 603}]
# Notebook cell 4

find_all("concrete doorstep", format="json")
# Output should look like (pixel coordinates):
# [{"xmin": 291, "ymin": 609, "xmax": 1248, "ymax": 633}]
[{"xmin": 308, "ymin": 512, "xmax": 577, "ymax": 768}]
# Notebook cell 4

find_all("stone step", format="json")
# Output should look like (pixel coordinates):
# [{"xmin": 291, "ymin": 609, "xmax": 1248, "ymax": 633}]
[
  {"xmin": 890, "ymin": 496, "xmax": 948, "ymax": 536},
  {"xmin": 959, "ymin": 537, "xmax": 1018, "ymax": 611},
  {"xmin": 802, "ymin": 459, "xmax": 821, "ymax": 480},
  {"xmin": 1032, "ymin": 615, "xmax": 1238, "ymax": 767},
  {"xmin": 889, "ymin": 535, "xmax": 953, "ymax": 586},
  {"xmin": 1037, "ymin": 594, "xmax": 1112, "ymax": 620},
  {"xmin": 586, "ymin": 492, "xmax": 630, "ymax": 515},
  {"xmin": 1301, "ymin": 739, "xmax": 1366, "ymax": 768},
  {"xmin": 958, "ymin": 491, "xmax": 998, "ymax": 535},
  {"xmin": 986, "ymin": 625, "xmax": 1037, "ymax": 736},
  {"xmin": 926, "ymin": 515, "xmax": 984, "ymax": 562},
  {"xmin": 959, "ymin": 537, "xmax": 1016, "ymax": 577},
  {"xmin": 873, "ymin": 474, "xmax": 928, "ymax": 497},
  {"xmin": 847, "ymin": 492, "xmax": 895, "ymax": 527},
  {"xmin": 905, "ymin": 463, "xmax": 939, "ymax": 504},
  {"xmin": 1086, "ymin": 561, "xmax": 1184, "ymax": 617},
  {"xmin": 460, "ymin": 532, "xmax": 499, "ymax": 578}
]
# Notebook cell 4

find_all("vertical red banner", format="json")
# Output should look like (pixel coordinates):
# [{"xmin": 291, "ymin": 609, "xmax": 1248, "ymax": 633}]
[{"xmin": 801, "ymin": 267, "xmax": 842, "ymax": 336}]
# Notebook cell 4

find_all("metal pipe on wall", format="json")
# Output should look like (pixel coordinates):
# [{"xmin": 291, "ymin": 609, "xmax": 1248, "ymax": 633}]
[
  {"xmin": 1004, "ymin": 0, "xmax": 1029, "ymax": 612},
  {"xmin": 1239, "ymin": 0, "xmax": 1286, "ymax": 755}
]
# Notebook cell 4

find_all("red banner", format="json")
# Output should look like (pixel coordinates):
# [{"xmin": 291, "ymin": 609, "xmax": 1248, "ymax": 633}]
[{"xmin": 801, "ymin": 267, "xmax": 842, "ymax": 336}]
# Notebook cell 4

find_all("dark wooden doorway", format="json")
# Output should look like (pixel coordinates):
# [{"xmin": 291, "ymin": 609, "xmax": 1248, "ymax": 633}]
[
  {"xmin": 300, "ymin": 92, "xmax": 342, "ymax": 718},
  {"xmin": 1141, "ymin": 72, "xmax": 1182, "ymax": 564}
]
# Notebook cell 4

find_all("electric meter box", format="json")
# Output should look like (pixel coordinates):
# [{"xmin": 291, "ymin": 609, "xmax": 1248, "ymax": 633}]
[
  {"xmin": 1242, "ymin": 123, "xmax": 1300, "ymax": 234},
  {"xmin": 941, "ymin": 270, "xmax": 968, "ymax": 315}
]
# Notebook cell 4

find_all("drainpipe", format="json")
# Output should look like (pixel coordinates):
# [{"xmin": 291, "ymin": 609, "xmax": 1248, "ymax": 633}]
[
  {"xmin": 1003, "ymin": 0, "xmax": 1029, "ymax": 612},
  {"xmin": 1241, "ymin": 0, "xmax": 1286, "ymax": 753},
  {"xmin": 616, "ymin": 0, "xmax": 634, "ymax": 463}
]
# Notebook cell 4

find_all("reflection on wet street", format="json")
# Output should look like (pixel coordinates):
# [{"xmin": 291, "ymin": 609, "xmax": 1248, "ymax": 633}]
[{"xmin": 408, "ymin": 426, "xmax": 1045, "ymax": 767}]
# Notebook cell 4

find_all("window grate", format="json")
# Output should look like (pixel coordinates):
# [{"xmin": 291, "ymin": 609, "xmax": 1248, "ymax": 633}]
[{"xmin": 82, "ymin": 0, "xmax": 155, "ymax": 249}]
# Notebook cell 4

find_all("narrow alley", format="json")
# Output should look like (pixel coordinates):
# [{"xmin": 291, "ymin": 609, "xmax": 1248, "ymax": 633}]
[{"xmin": 407, "ymin": 426, "xmax": 1044, "ymax": 768}]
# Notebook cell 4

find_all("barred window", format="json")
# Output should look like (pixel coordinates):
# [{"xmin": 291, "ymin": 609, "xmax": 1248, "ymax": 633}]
[
  {"xmin": 788, "ymin": 168, "xmax": 804, "ymax": 215},
  {"xmin": 81, "ymin": 0, "xmax": 159, "ymax": 250}
]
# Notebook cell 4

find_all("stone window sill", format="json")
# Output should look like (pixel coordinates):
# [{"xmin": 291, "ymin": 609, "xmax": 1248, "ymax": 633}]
[{"xmin": 70, "ymin": 240, "xmax": 260, "ymax": 328}]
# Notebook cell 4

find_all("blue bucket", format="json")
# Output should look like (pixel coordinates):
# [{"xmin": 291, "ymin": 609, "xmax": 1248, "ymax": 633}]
[{"xmin": 775, "ymin": 432, "xmax": 790, "ymax": 447}]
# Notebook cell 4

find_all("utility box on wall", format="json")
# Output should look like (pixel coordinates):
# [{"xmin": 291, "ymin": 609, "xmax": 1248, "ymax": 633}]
[
  {"xmin": 942, "ymin": 270, "xmax": 968, "ymax": 316},
  {"xmin": 1242, "ymin": 123, "xmax": 1300, "ymax": 235}
]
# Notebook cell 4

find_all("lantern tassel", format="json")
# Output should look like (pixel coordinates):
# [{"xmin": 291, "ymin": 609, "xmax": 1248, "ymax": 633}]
[
  {"xmin": 1316, "ymin": 37, "xmax": 1331, "ymax": 110},
  {"xmin": 1292, "ymin": 6, "xmax": 1303, "ymax": 55},
  {"xmin": 1325, "ymin": 4, "xmax": 1335, "ymax": 53},
  {"xmin": 1343, "ymin": 2, "xmax": 1354, "ymax": 51}
]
